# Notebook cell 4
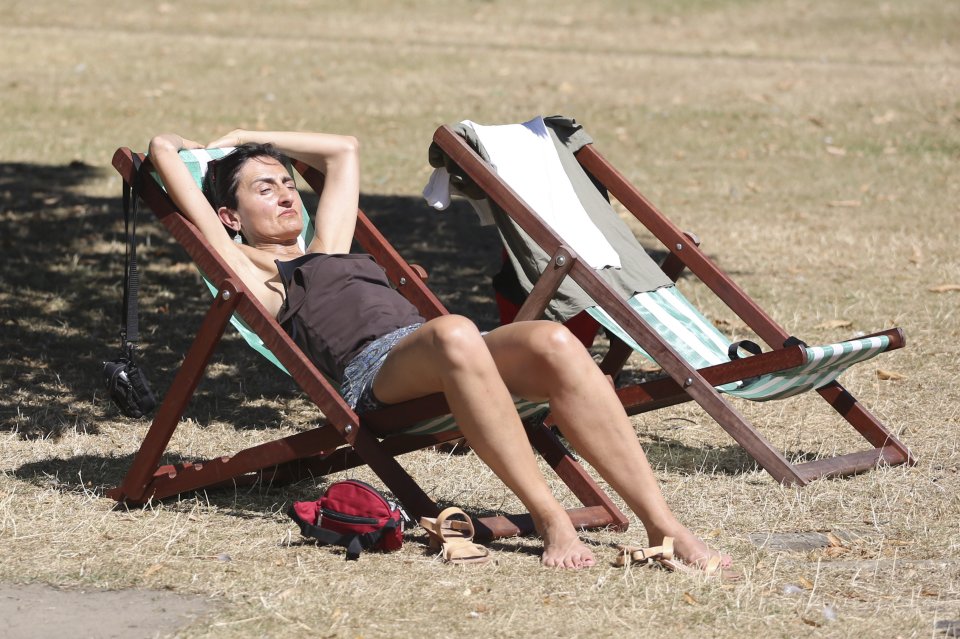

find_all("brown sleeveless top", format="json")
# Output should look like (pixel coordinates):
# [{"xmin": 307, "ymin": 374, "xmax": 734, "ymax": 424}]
[{"xmin": 276, "ymin": 253, "xmax": 425, "ymax": 382}]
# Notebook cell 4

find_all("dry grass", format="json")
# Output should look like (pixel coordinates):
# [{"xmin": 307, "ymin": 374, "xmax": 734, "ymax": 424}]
[{"xmin": 1, "ymin": 0, "xmax": 958, "ymax": 637}]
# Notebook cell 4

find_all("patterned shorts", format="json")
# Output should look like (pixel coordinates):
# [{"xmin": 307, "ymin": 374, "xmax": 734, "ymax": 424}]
[{"xmin": 340, "ymin": 323, "xmax": 423, "ymax": 413}]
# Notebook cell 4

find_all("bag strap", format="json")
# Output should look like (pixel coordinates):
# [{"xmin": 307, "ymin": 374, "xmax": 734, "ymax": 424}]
[
  {"xmin": 286, "ymin": 505, "xmax": 396, "ymax": 561},
  {"xmin": 120, "ymin": 158, "xmax": 143, "ymax": 356}
]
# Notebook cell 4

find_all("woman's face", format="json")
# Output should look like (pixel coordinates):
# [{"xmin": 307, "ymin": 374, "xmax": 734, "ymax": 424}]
[{"xmin": 226, "ymin": 156, "xmax": 304, "ymax": 245}]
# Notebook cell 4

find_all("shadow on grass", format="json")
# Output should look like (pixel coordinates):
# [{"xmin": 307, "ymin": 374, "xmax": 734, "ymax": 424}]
[
  {"xmin": 11, "ymin": 431, "xmax": 794, "ymax": 508},
  {"xmin": 0, "ymin": 160, "xmax": 676, "ymax": 439},
  {"xmin": 4, "ymin": 159, "xmax": 743, "ymax": 511},
  {"xmin": 0, "ymin": 162, "xmax": 514, "ymax": 441}
]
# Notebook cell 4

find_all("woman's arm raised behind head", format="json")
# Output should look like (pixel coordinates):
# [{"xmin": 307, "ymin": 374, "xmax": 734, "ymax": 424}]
[
  {"xmin": 206, "ymin": 130, "xmax": 360, "ymax": 254},
  {"xmin": 149, "ymin": 133, "xmax": 241, "ymax": 259}
]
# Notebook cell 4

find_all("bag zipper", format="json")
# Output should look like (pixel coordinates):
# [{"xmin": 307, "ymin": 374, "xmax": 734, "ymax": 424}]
[
  {"xmin": 341, "ymin": 480, "xmax": 410, "ymax": 528},
  {"xmin": 319, "ymin": 480, "xmax": 394, "ymax": 527},
  {"xmin": 319, "ymin": 508, "xmax": 381, "ymax": 526}
]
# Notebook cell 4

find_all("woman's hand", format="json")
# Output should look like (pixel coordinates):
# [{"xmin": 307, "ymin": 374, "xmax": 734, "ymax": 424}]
[{"xmin": 207, "ymin": 129, "xmax": 248, "ymax": 149}]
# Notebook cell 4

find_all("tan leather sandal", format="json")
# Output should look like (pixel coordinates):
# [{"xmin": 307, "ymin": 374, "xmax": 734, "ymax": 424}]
[
  {"xmin": 419, "ymin": 507, "xmax": 491, "ymax": 565},
  {"xmin": 616, "ymin": 537, "xmax": 739, "ymax": 580},
  {"xmin": 614, "ymin": 536, "xmax": 675, "ymax": 567}
]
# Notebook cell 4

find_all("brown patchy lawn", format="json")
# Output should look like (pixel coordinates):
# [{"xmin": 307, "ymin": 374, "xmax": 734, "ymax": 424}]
[{"xmin": 1, "ymin": 1, "xmax": 958, "ymax": 637}]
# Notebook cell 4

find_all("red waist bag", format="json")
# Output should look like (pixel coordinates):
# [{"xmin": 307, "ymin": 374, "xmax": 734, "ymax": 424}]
[{"xmin": 287, "ymin": 480, "xmax": 406, "ymax": 560}]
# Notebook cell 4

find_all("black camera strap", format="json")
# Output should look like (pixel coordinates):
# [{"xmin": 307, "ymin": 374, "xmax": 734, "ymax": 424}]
[
  {"xmin": 120, "ymin": 159, "xmax": 143, "ymax": 355},
  {"xmin": 103, "ymin": 157, "xmax": 158, "ymax": 418}
]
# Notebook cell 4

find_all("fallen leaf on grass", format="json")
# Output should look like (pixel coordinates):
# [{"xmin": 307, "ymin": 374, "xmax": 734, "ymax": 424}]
[
  {"xmin": 827, "ymin": 200, "xmax": 861, "ymax": 208},
  {"xmin": 884, "ymin": 538, "xmax": 914, "ymax": 547},
  {"xmin": 815, "ymin": 319, "xmax": 853, "ymax": 329},
  {"xmin": 876, "ymin": 369, "xmax": 907, "ymax": 381},
  {"xmin": 929, "ymin": 284, "xmax": 960, "ymax": 293}
]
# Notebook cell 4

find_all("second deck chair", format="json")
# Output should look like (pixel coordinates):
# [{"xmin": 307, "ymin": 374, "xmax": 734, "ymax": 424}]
[
  {"xmin": 428, "ymin": 116, "xmax": 914, "ymax": 486},
  {"xmin": 106, "ymin": 146, "xmax": 628, "ymax": 539}
]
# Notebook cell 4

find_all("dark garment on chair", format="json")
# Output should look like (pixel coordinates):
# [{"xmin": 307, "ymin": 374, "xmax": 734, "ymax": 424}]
[{"xmin": 276, "ymin": 253, "xmax": 426, "ymax": 382}]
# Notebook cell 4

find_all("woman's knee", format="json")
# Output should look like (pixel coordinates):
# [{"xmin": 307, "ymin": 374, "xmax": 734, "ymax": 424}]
[
  {"xmin": 526, "ymin": 321, "xmax": 587, "ymax": 363},
  {"xmin": 423, "ymin": 315, "xmax": 488, "ymax": 367}
]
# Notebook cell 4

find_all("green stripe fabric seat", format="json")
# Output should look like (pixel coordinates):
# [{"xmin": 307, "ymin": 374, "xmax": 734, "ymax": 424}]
[
  {"xmin": 157, "ymin": 149, "xmax": 545, "ymax": 435},
  {"xmin": 586, "ymin": 286, "xmax": 892, "ymax": 401},
  {"xmin": 399, "ymin": 398, "xmax": 549, "ymax": 436}
]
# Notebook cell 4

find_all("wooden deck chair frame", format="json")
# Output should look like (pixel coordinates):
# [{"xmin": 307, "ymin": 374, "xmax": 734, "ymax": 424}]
[
  {"xmin": 432, "ymin": 125, "xmax": 915, "ymax": 486},
  {"xmin": 106, "ymin": 148, "xmax": 629, "ymax": 540}
]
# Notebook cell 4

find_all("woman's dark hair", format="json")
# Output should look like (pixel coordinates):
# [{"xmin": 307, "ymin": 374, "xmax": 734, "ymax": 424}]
[{"xmin": 203, "ymin": 142, "xmax": 292, "ymax": 211}]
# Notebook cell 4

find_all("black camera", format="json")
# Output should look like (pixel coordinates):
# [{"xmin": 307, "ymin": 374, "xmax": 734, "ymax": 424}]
[{"xmin": 103, "ymin": 356, "xmax": 157, "ymax": 418}]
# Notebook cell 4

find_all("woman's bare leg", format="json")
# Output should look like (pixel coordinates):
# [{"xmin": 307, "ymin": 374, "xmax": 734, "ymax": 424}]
[
  {"xmin": 371, "ymin": 315, "xmax": 595, "ymax": 568},
  {"xmin": 482, "ymin": 320, "xmax": 730, "ymax": 569}
]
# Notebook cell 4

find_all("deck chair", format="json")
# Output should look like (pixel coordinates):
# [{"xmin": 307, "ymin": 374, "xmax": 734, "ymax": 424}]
[
  {"xmin": 106, "ymin": 146, "xmax": 629, "ymax": 540},
  {"xmin": 428, "ymin": 116, "xmax": 914, "ymax": 486}
]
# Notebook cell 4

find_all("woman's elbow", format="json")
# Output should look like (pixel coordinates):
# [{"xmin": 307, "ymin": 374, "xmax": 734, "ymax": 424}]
[
  {"xmin": 148, "ymin": 134, "xmax": 178, "ymax": 156},
  {"xmin": 338, "ymin": 135, "xmax": 360, "ymax": 158},
  {"xmin": 322, "ymin": 135, "xmax": 359, "ymax": 171}
]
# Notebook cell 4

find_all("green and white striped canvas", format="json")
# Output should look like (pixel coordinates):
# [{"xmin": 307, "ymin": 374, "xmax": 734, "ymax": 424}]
[
  {"xmin": 586, "ymin": 286, "xmax": 891, "ymax": 401},
  {"xmin": 155, "ymin": 149, "xmax": 545, "ymax": 435},
  {"xmin": 399, "ymin": 397, "xmax": 548, "ymax": 436}
]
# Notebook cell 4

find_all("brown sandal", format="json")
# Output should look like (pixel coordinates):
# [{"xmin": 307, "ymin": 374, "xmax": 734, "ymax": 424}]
[{"xmin": 419, "ymin": 507, "xmax": 491, "ymax": 565}]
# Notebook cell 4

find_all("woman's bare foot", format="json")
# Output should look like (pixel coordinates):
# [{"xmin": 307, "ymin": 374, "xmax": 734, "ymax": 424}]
[{"xmin": 538, "ymin": 512, "xmax": 596, "ymax": 569}]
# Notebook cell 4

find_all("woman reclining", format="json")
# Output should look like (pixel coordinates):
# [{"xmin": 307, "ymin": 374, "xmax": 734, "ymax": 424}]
[{"xmin": 149, "ymin": 129, "xmax": 732, "ymax": 571}]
